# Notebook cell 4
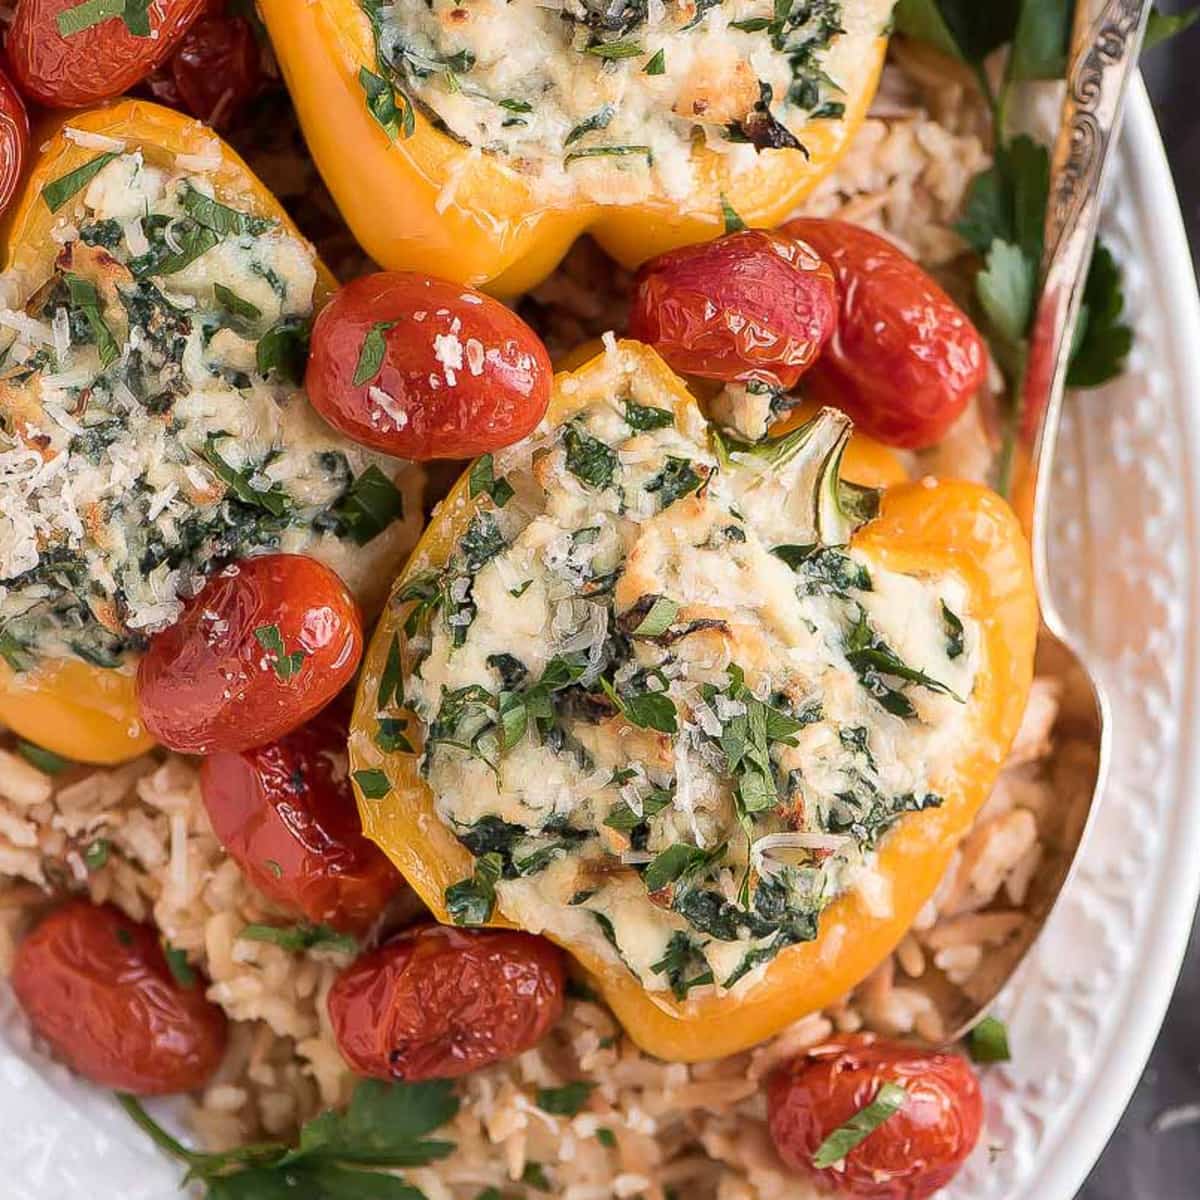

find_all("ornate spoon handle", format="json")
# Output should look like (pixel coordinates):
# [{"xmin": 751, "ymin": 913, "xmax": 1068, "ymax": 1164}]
[{"xmin": 1012, "ymin": 0, "xmax": 1153, "ymax": 631}]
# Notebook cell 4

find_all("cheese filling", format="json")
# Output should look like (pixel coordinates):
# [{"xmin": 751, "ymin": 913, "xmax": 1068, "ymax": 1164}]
[
  {"xmin": 0, "ymin": 149, "xmax": 410, "ymax": 673},
  {"xmin": 404, "ymin": 357, "xmax": 981, "ymax": 1000},
  {"xmin": 359, "ymin": 0, "xmax": 896, "ymax": 203}
]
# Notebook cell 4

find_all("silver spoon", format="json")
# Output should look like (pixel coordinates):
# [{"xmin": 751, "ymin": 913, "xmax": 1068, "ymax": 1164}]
[{"xmin": 925, "ymin": 0, "xmax": 1153, "ymax": 1040}]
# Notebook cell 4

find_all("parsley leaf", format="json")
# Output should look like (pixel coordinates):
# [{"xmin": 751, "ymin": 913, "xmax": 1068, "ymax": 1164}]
[
  {"xmin": 563, "ymin": 423, "xmax": 618, "ymax": 490},
  {"xmin": 16, "ymin": 740, "xmax": 72, "ymax": 775},
  {"xmin": 445, "ymin": 851, "xmax": 503, "ymax": 924},
  {"xmin": 643, "ymin": 842, "xmax": 721, "ymax": 892},
  {"xmin": 811, "ymin": 1081, "xmax": 908, "ymax": 1168},
  {"xmin": 253, "ymin": 624, "xmax": 307, "ymax": 681},
  {"xmin": 353, "ymin": 769, "xmax": 391, "ymax": 800},
  {"xmin": 41, "ymin": 153, "xmax": 118, "ymax": 213},
  {"xmin": 201, "ymin": 435, "xmax": 292, "ymax": 517},
  {"xmin": 651, "ymin": 931, "xmax": 714, "ymax": 1000},
  {"xmin": 622, "ymin": 399, "xmax": 674, "ymax": 431},
  {"xmin": 629, "ymin": 595, "xmax": 678, "ymax": 638},
  {"xmin": 468, "ymin": 454, "xmax": 515, "ymax": 507},
  {"xmin": 584, "ymin": 40, "xmax": 644, "ymax": 58},
  {"xmin": 721, "ymin": 193, "xmax": 747, "ymax": 234},
  {"xmin": 256, "ymin": 317, "xmax": 311, "ymax": 384},
  {"xmin": 64, "ymin": 272, "xmax": 119, "ymax": 367},
  {"xmin": 214, "ymin": 283, "xmax": 262, "ymax": 324},
  {"xmin": 600, "ymin": 676, "xmax": 678, "ymax": 734},
  {"xmin": 645, "ymin": 456, "xmax": 703, "ymax": 508},
  {"xmin": 968, "ymin": 1015, "xmax": 1013, "ymax": 1063},
  {"xmin": 332, "ymin": 464, "xmax": 405, "ymax": 546},
  {"xmin": 119, "ymin": 1078, "xmax": 457, "ymax": 1196},
  {"xmin": 180, "ymin": 183, "xmax": 273, "ymax": 238},
  {"xmin": 941, "ymin": 600, "xmax": 965, "ymax": 659},
  {"xmin": 976, "ymin": 237, "xmax": 1036, "ymax": 349},
  {"xmin": 239, "ymin": 923, "xmax": 358, "ymax": 955},
  {"xmin": 162, "ymin": 943, "xmax": 196, "ymax": 989},
  {"xmin": 459, "ymin": 512, "xmax": 507, "ymax": 571},
  {"xmin": 353, "ymin": 321, "xmax": 397, "ymax": 386},
  {"xmin": 535, "ymin": 1082, "xmax": 595, "ymax": 1116},
  {"xmin": 643, "ymin": 47, "xmax": 666, "ymax": 74},
  {"xmin": 1066, "ymin": 240, "xmax": 1133, "ymax": 388}
]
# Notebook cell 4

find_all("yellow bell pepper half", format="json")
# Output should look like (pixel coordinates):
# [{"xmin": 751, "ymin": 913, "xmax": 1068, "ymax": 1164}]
[
  {"xmin": 261, "ymin": 0, "xmax": 889, "ymax": 294},
  {"xmin": 350, "ymin": 341, "xmax": 1039, "ymax": 1062},
  {"xmin": 0, "ymin": 99, "xmax": 339, "ymax": 765}
]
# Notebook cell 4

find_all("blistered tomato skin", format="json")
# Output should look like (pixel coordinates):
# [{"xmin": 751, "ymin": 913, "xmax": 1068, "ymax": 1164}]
[
  {"xmin": 328, "ymin": 925, "xmax": 566, "ymax": 1081},
  {"xmin": 0, "ymin": 66, "xmax": 30, "ymax": 220},
  {"xmin": 201, "ymin": 709, "xmax": 402, "ymax": 931},
  {"xmin": 780, "ymin": 218, "xmax": 988, "ymax": 450},
  {"xmin": 8, "ymin": 0, "xmax": 207, "ymax": 108},
  {"xmin": 767, "ymin": 1034, "xmax": 984, "ymax": 1200},
  {"xmin": 167, "ymin": 10, "xmax": 261, "ymax": 129},
  {"xmin": 138, "ymin": 554, "xmax": 363, "ymax": 755},
  {"xmin": 627, "ymin": 229, "xmax": 838, "ymax": 389},
  {"xmin": 11, "ymin": 900, "xmax": 227, "ymax": 1094},
  {"xmin": 306, "ymin": 272, "xmax": 553, "ymax": 460}
]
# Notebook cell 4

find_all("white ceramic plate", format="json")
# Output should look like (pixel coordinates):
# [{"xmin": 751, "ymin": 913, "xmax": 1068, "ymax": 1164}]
[{"xmin": 1, "ymin": 77, "xmax": 1198, "ymax": 1200}]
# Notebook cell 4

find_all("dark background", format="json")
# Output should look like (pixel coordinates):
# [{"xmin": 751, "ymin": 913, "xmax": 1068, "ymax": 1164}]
[{"xmin": 1079, "ymin": 6, "xmax": 1200, "ymax": 1197}]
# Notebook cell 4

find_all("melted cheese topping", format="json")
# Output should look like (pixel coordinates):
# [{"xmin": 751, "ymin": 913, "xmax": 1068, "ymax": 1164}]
[
  {"xmin": 0, "ymin": 150, "xmax": 414, "ymax": 672},
  {"xmin": 405, "ymin": 365, "xmax": 980, "ymax": 1001},
  {"xmin": 364, "ymin": 0, "xmax": 895, "ymax": 203}
]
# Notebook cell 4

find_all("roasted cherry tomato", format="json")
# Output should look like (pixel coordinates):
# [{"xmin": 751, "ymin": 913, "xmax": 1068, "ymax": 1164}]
[
  {"xmin": 780, "ymin": 218, "xmax": 988, "ymax": 449},
  {"xmin": 767, "ymin": 1034, "xmax": 983, "ymax": 1200},
  {"xmin": 328, "ymin": 924, "xmax": 566, "ymax": 1081},
  {"xmin": 166, "ymin": 8, "xmax": 261, "ymax": 129},
  {"xmin": 627, "ymin": 229, "xmax": 838, "ymax": 389},
  {"xmin": 11, "ymin": 900, "xmax": 227, "ymax": 1094},
  {"xmin": 0, "ymin": 65, "xmax": 30, "ymax": 220},
  {"xmin": 138, "ymin": 554, "xmax": 363, "ymax": 755},
  {"xmin": 306, "ymin": 272, "xmax": 553, "ymax": 460},
  {"xmin": 201, "ymin": 708, "xmax": 402, "ymax": 931},
  {"xmin": 8, "ymin": 0, "xmax": 206, "ymax": 108}
]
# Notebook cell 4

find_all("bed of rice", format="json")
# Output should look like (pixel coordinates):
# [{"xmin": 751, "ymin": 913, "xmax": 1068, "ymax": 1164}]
[{"xmin": 0, "ymin": 45, "xmax": 1102, "ymax": 1200}]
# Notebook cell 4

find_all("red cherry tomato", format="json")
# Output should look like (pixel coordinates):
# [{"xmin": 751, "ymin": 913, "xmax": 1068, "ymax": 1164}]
[
  {"xmin": 328, "ymin": 924, "xmax": 566, "ymax": 1081},
  {"xmin": 7, "ymin": 0, "xmax": 206, "ymax": 108},
  {"xmin": 0, "ymin": 66, "xmax": 30, "ymax": 220},
  {"xmin": 767, "ymin": 1034, "xmax": 983, "ymax": 1200},
  {"xmin": 138, "ymin": 553, "xmax": 363, "ymax": 755},
  {"xmin": 306, "ymin": 272, "xmax": 553, "ymax": 461},
  {"xmin": 11, "ymin": 900, "xmax": 227, "ymax": 1094},
  {"xmin": 167, "ymin": 10, "xmax": 261, "ymax": 129},
  {"xmin": 200, "ymin": 708, "xmax": 402, "ymax": 931},
  {"xmin": 780, "ymin": 218, "xmax": 988, "ymax": 449},
  {"xmin": 627, "ymin": 229, "xmax": 838, "ymax": 389}
]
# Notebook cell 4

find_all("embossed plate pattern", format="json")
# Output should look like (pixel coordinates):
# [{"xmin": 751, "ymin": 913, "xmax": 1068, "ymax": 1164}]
[{"xmin": 0, "ymin": 79, "xmax": 1197, "ymax": 1200}]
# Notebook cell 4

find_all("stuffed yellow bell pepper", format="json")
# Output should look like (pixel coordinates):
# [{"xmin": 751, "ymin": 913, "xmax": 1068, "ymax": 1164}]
[
  {"xmin": 349, "ymin": 340, "xmax": 1037, "ymax": 1062},
  {"xmin": 0, "ymin": 100, "xmax": 420, "ymax": 764},
  {"xmin": 261, "ymin": 0, "xmax": 895, "ymax": 294}
]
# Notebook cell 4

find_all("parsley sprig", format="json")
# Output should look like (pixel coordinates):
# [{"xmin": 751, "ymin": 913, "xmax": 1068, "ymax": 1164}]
[{"xmin": 119, "ymin": 1078, "xmax": 458, "ymax": 1198}]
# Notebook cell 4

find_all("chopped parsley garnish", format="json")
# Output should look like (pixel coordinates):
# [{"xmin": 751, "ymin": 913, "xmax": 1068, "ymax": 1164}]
[
  {"xmin": 629, "ymin": 594, "xmax": 678, "ymax": 638},
  {"xmin": 600, "ymin": 675, "xmax": 678, "ymax": 734},
  {"xmin": 563, "ymin": 422, "xmax": 618, "ymax": 490},
  {"xmin": 645, "ymin": 456, "xmax": 703, "ymax": 508},
  {"xmin": 359, "ymin": 65, "xmax": 414, "ymax": 139},
  {"xmin": 253, "ymin": 624, "xmax": 307, "ymax": 681},
  {"xmin": 811, "ymin": 1082, "xmax": 908, "ymax": 1168},
  {"xmin": 773, "ymin": 544, "xmax": 872, "ymax": 596},
  {"xmin": 239, "ymin": 922, "xmax": 358, "ymax": 955},
  {"xmin": 468, "ymin": 454, "xmax": 515, "ymax": 507},
  {"xmin": 64, "ymin": 272, "xmax": 119, "ymax": 367},
  {"xmin": 721, "ymin": 193, "xmax": 747, "ymax": 233},
  {"xmin": 353, "ymin": 320, "xmax": 397, "ymax": 386},
  {"xmin": 333, "ymin": 464, "xmax": 405, "ymax": 545},
  {"xmin": 968, "ymin": 1015, "xmax": 1012, "ymax": 1063},
  {"xmin": 844, "ymin": 607, "xmax": 961, "ymax": 718},
  {"xmin": 83, "ymin": 837, "xmax": 111, "ymax": 870},
  {"xmin": 941, "ymin": 600, "xmax": 965, "ymax": 659},
  {"xmin": 622, "ymin": 398, "xmax": 674, "ymax": 431},
  {"xmin": 535, "ymin": 1081, "xmax": 595, "ymax": 1116},
  {"xmin": 459, "ymin": 512, "xmax": 507, "ymax": 571},
  {"xmin": 583, "ymin": 39, "xmax": 644, "ymax": 58},
  {"xmin": 377, "ymin": 633, "xmax": 404, "ymax": 710},
  {"xmin": 445, "ymin": 851, "xmax": 502, "ymax": 924},
  {"xmin": 57, "ymin": 0, "xmax": 151, "ymax": 37},
  {"xmin": 201, "ymin": 434, "xmax": 292, "ymax": 516},
  {"xmin": 16, "ymin": 740, "xmax": 72, "ymax": 775},
  {"xmin": 564, "ymin": 144, "xmax": 653, "ymax": 166},
  {"xmin": 603, "ymin": 788, "xmax": 672, "ymax": 833},
  {"xmin": 352, "ymin": 769, "xmax": 392, "ymax": 800},
  {"xmin": 41, "ymin": 152, "xmax": 118, "ymax": 212},
  {"xmin": 213, "ymin": 283, "xmax": 261, "ymax": 324},
  {"xmin": 180, "ymin": 183, "xmax": 272, "ymax": 238},
  {"xmin": 119, "ymin": 1078, "xmax": 457, "ymax": 1196},
  {"xmin": 256, "ymin": 316, "xmax": 311, "ymax": 384},
  {"xmin": 565, "ymin": 105, "xmax": 616, "ymax": 146},
  {"xmin": 162, "ymin": 943, "xmax": 196, "ymax": 990},
  {"xmin": 643, "ymin": 47, "xmax": 666, "ymax": 74},
  {"xmin": 652, "ymin": 931, "xmax": 714, "ymax": 1000},
  {"xmin": 643, "ymin": 841, "xmax": 722, "ymax": 892}
]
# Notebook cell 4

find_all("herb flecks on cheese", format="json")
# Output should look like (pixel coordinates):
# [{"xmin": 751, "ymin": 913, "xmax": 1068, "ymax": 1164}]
[
  {"xmin": 402, "ymin": 350, "xmax": 981, "ymax": 1000},
  {"xmin": 358, "ymin": 0, "xmax": 895, "ymax": 205},
  {"xmin": 0, "ymin": 150, "xmax": 408, "ymax": 671}
]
